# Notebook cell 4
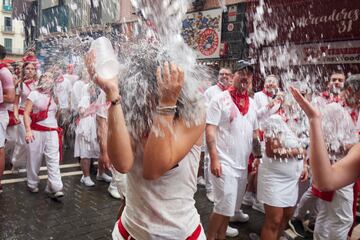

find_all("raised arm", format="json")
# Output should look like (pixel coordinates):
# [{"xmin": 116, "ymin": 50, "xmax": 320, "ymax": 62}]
[
  {"xmin": 290, "ymin": 86, "xmax": 360, "ymax": 191},
  {"xmin": 85, "ymin": 51, "xmax": 133, "ymax": 173},
  {"xmin": 142, "ymin": 62, "xmax": 205, "ymax": 180}
]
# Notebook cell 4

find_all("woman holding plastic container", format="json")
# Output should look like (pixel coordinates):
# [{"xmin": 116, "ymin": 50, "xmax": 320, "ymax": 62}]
[
  {"xmin": 23, "ymin": 72, "xmax": 64, "ymax": 198},
  {"xmin": 11, "ymin": 58, "xmax": 38, "ymax": 171},
  {"xmin": 258, "ymin": 98, "xmax": 309, "ymax": 240},
  {"xmin": 85, "ymin": 45, "xmax": 206, "ymax": 239}
]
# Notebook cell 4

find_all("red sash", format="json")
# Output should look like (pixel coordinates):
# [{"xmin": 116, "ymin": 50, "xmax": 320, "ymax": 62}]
[
  {"xmin": 228, "ymin": 86, "xmax": 249, "ymax": 115},
  {"xmin": 311, "ymin": 185, "xmax": 335, "ymax": 202},
  {"xmin": 7, "ymin": 110, "xmax": 20, "ymax": 126},
  {"xmin": 30, "ymin": 122, "xmax": 63, "ymax": 162},
  {"xmin": 18, "ymin": 108, "xmax": 24, "ymax": 116},
  {"xmin": 117, "ymin": 217, "xmax": 202, "ymax": 240},
  {"xmin": 30, "ymin": 97, "xmax": 52, "ymax": 123}
]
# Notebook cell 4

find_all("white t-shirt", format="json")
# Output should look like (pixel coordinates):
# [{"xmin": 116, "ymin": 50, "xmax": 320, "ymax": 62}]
[
  {"xmin": 0, "ymin": 67, "xmax": 14, "ymax": 111},
  {"xmin": 206, "ymin": 91, "xmax": 258, "ymax": 177},
  {"xmin": 16, "ymin": 81, "xmax": 37, "ymax": 108},
  {"xmin": 71, "ymin": 80, "xmax": 85, "ymax": 111},
  {"xmin": 63, "ymin": 73, "xmax": 79, "ymax": 86},
  {"xmin": 55, "ymin": 78, "xmax": 72, "ymax": 109},
  {"xmin": 204, "ymin": 84, "xmax": 223, "ymax": 104},
  {"xmin": 27, "ymin": 90, "xmax": 58, "ymax": 128}
]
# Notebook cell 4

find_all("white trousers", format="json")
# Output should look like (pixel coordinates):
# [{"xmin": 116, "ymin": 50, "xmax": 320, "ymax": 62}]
[
  {"xmin": 294, "ymin": 186, "xmax": 319, "ymax": 221},
  {"xmin": 27, "ymin": 130, "xmax": 63, "ymax": 192},
  {"xmin": 204, "ymin": 148, "xmax": 213, "ymax": 193},
  {"xmin": 11, "ymin": 118, "xmax": 29, "ymax": 168},
  {"xmin": 314, "ymin": 184, "xmax": 354, "ymax": 240},
  {"xmin": 0, "ymin": 111, "xmax": 9, "ymax": 148}
]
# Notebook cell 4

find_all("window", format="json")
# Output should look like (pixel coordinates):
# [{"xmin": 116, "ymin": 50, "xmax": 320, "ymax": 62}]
[
  {"xmin": 4, "ymin": 17, "xmax": 12, "ymax": 32},
  {"xmin": 3, "ymin": 0, "xmax": 12, "ymax": 11},
  {"xmin": 4, "ymin": 38, "xmax": 12, "ymax": 53}
]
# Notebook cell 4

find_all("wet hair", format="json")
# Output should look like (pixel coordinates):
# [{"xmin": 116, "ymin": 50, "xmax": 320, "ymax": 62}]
[
  {"xmin": 219, "ymin": 67, "xmax": 232, "ymax": 74},
  {"xmin": 119, "ymin": 39, "xmax": 206, "ymax": 142},
  {"xmin": 344, "ymin": 74, "xmax": 360, "ymax": 92},
  {"xmin": 0, "ymin": 45, "xmax": 6, "ymax": 59}
]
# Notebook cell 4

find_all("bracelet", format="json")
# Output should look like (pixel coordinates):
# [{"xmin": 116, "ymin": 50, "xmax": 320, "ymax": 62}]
[
  {"xmin": 156, "ymin": 105, "xmax": 177, "ymax": 115},
  {"xmin": 107, "ymin": 96, "xmax": 121, "ymax": 106}
]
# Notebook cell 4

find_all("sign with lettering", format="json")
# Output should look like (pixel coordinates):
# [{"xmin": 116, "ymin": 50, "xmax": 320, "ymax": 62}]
[
  {"xmin": 181, "ymin": 8, "xmax": 223, "ymax": 59},
  {"xmin": 248, "ymin": 0, "xmax": 360, "ymax": 44},
  {"xmin": 262, "ymin": 40, "xmax": 360, "ymax": 65}
]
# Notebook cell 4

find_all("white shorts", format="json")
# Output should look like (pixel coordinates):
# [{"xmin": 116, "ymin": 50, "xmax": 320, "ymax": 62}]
[
  {"xmin": 212, "ymin": 172, "xmax": 247, "ymax": 217},
  {"xmin": 0, "ymin": 111, "xmax": 9, "ymax": 148}
]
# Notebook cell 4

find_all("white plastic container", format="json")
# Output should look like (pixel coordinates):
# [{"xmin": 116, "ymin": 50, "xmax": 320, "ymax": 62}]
[{"xmin": 90, "ymin": 37, "xmax": 120, "ymax": 80}]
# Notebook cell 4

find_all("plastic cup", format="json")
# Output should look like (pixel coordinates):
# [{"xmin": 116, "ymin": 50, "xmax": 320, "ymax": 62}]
[{"xmin": 90, "ymin": 37, "xmax": 120, "ymax": 80}]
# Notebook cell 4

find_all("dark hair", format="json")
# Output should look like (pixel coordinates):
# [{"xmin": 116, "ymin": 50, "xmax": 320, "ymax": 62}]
[
  {"xmin": 330, "ymin": 67, "xmax": 345, "ymax": 78},
  {"xmin": 0, "ymin": 45, "xmax": 6, "ymax": 59}
]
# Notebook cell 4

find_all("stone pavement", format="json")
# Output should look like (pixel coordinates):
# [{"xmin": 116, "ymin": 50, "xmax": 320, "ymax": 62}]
[{"xmin": 0, "ymin": 156, "xmax": 266, "ymax": 240}]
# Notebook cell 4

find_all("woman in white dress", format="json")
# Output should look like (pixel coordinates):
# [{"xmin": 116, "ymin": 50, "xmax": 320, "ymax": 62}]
[
  {"xmin": 74, "ymin": 83, "xmax": 111, "ymax": 186},
  {"xmin": 258, "ymin": 100, "xmax": 309, "ymax": 240},
  {"xmin": 85, "ymin": 43, "xmax": 206, "ymax": 239}
]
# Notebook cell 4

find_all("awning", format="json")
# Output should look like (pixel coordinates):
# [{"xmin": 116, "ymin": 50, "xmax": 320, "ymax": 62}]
[{"xmin": 12, "ymin": 0, "xmax": 36, "ymax": 20}]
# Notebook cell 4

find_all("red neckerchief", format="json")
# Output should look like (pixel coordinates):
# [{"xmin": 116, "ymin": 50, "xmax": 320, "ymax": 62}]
[
  {"xmin": 24, "ymin": 79, "xmax": 36, "ymax": 91},
  {"xmin": 228, "ymin": 86, "xmax": 249, "ymax": 115},
  {"xmin": 0, "ymin": 63, "xmax": 7, "ymax": 69},
  {"xmin": 217, "ymin": 82, "xmax": 227, "ymax": 91},
  {"xmin": 277, "ymin": 108, "xmax": 288, "ymax": 122},
  {"xmin": 350, "ymin": 111, "xmax": 358, "ymax": 124},
  {"xmin": 262, "ymin": 89, "xmax": 273, "ymax": 98},
  {"xmin": 321, "ymin": 91, "xmax": 343, "ymax": 104}
]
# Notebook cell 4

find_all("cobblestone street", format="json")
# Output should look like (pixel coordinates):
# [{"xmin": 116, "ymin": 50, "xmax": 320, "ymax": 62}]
[{"xmin": 0, "ymin": 150, "xmax": 265, "ymax": 240}]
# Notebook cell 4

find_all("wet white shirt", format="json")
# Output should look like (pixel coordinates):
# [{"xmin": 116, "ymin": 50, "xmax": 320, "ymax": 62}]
[
  {"xmin": 27, "ymin": 90, "xmax": 58, "ymax": 128},
  {"xmin": 55, "ymin": 78, "xmax": 72, "ymax": 109},
  {"xmin": 206, "ymin": 91, "xmax": 258, "ymax": 177}
]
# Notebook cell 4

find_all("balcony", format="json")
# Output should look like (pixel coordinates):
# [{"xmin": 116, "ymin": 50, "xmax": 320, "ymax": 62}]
[
  {"xmin": 2, "ymin": 25, "xmax": 14, "ymax": 34},
  {"xmin": 2, "ymin": 5, "xmax": 12, "ymax": 12}
]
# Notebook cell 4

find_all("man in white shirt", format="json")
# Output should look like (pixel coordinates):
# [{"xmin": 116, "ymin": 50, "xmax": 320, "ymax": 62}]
[
  {"xmin": 206, "ymin": 60, "xmax": 260, "ymax": 239},
  {"xmin": 203, "ymin": 67, "xmax": 232, "ymax": 202}
]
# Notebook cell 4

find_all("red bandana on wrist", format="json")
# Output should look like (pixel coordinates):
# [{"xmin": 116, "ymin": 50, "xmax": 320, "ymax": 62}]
[
  {"xmin": 228, "ymin": 86, "xmax": 249, "ymax": 116},
  {"xmin": 262, "ymin": 89, "xmax": 273, "ymax": 98},
  {"xmin": 217, "ymin": 82, "xmax": 227, "ymax": 91}
]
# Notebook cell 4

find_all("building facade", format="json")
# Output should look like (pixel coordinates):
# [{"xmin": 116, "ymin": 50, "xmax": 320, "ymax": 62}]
[{"xmin": 0, "ymin": 0, "xmax": 25, "ymax": 60}]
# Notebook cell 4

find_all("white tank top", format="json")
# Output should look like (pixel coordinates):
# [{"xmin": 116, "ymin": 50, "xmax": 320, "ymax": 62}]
[{"xmin": 122, "ymin": 145, "xmax": 201, "ymax": 239}]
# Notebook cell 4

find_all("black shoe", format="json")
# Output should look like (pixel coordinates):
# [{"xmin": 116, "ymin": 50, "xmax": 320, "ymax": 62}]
[
  {"xmin": 0, "ymin": 184, "xmax": 3, "ymax": 194},
  {"xmin": 288, "ymin": 218, "xmax": 306, "ymax": 239},
  {"xmin": 305, "ymin": 220, "xmax": 314, "ymax": 234}
]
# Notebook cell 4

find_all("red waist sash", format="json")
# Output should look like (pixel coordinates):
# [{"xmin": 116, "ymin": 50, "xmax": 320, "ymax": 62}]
[
  {"xmin": 30, "ymin": 122, "xmax": 63, "ymax": 162},
  {"xmin": 117, "ymin": 217, "xmax": 202, "ymax": 240}
]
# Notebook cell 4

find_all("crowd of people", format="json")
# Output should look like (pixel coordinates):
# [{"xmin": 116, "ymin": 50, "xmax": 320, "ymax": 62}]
[{"xmin": 0, "ymin": 42, "xmax": 360, "ymax": 240}]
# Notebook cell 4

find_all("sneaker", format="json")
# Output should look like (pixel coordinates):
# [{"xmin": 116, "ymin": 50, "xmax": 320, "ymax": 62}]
[
  {"xmin": 252, "ymin": 199, "xmax": 265, "ymax": 213},
  {"xmin": 48, "ymin": 191, "xmax": 65, "ymax": 199},
  {"xmin": 80, "ymin": 176, "xmax": 95, "ymax": 187},
  {"xmin": 96, "ymin": 172, "xmax": 112, "ymax": 183},
  {"xmin": 288, "ymin": 218, "xmax": 306, "ymax": 238},
  {"xmin": 197, "ymin": 176, "xmax": 206, "ymax": 186},
  {"xmin": 206, "ymin": 191, "xmax": 214, "ymax": 202},
  {"xmin": 305, "ymin": 220, "xmax": 314, "ymax": 234},
  {"xmin": 28, "ymin": 186, "xmax": 39, "ymax": 193},
  {"xmin": 108, "ymin": 185, "xmax": 122, "ymax": 199},
  {"xmin": 226, "ymin": 226, "xmax": 239, "ymax": 237},
  {"xmin": 242, "ymin": 192, "xmax": 255, "ymax": 206},
  {"xmin": 230, "ymin": 210, "xmax": 249, "ymax": 223}
]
